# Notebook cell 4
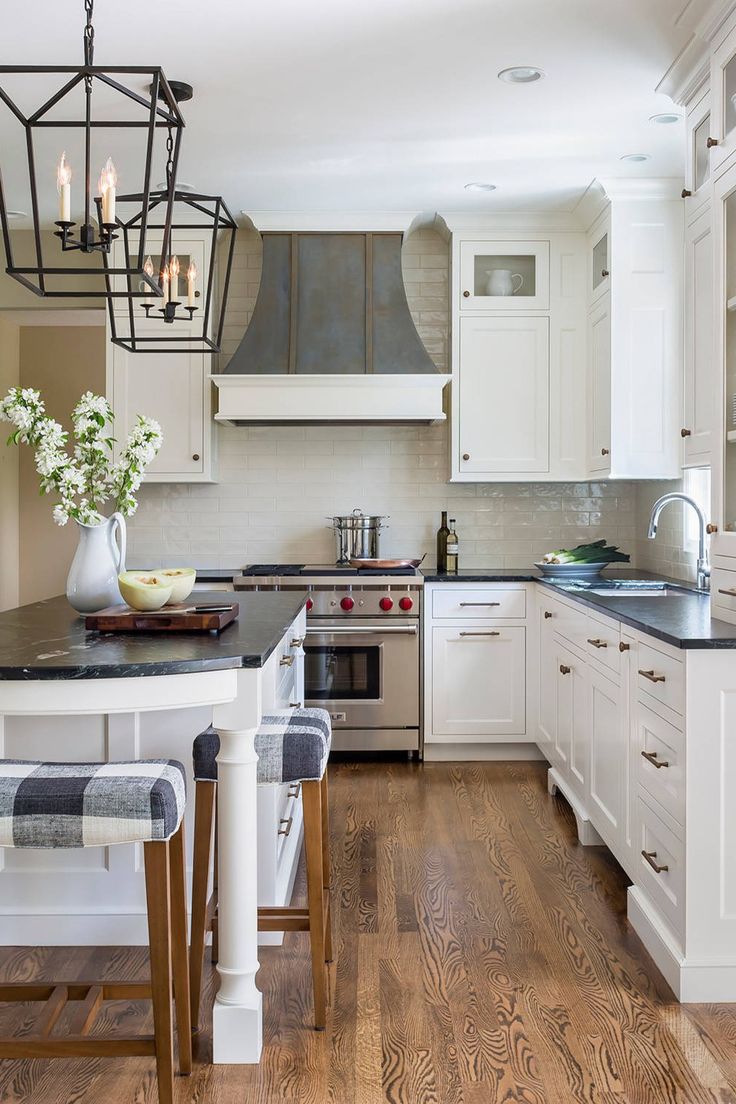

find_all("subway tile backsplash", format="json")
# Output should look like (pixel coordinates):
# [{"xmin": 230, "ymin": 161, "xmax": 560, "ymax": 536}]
[{"xmin": 126, "ymin": 227, "xmax": 667, "ymax": 574}]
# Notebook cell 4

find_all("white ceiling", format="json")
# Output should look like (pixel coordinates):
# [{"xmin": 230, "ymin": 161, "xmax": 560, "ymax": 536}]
[{"xmin": 0, "ymin": 0, "xmax": 692, "ymax": 218}]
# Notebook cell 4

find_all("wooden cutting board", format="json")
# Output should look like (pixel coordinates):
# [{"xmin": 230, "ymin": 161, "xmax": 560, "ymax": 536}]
[{"xmin": 85, "ymin": 602, "xmax": 238, "ymax": 633}]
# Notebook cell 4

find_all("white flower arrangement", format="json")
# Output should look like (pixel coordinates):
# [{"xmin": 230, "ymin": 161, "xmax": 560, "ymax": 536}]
[{"xmin": 0, "ymin": 387, "xmax": 162, "ymax": 526}]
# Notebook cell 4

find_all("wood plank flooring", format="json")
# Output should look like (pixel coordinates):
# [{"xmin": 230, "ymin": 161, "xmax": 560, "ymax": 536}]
[{"xmin": 0, "ymin": 760, "xmax": 735, "ymax": 1102}]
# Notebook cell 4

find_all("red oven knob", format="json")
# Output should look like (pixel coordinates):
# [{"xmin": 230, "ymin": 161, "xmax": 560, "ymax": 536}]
[
  {"xmin": 399, "ymin": 596, "xmax": 413, "ymax": 611},
  {"xmin": 340, "ymin": 596, "xmax": 355, "ymax": 611},
  {"xmin": 379, "ymin": 596, "xmax": 393, "ymax": 611},
  {"xmin": 306, "ymin": 597, "xmax": 313, "ymax": 611}
]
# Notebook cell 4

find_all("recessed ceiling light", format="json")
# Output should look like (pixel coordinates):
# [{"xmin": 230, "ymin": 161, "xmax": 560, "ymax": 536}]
[
  {"xmin": 620, "ymin": 153, "xmax": 651, "ymax": 163},
  {"xmin": 464, "ymin": 182, "xmax": 497, "ymax": 192},
  {"xmin": 498, "ymin": 66, "xmax": 545, "ymax": 84},
  {"xmin": 649, "ymin": 112, "xmax": 681, "ymax": 125},
  {"xmin": 6, "ymin": 210, "xmax": 27, "ymax": 220},
  {"xmin": 155, "ymin": 181, "xmax": 195, "ymax": 192}
]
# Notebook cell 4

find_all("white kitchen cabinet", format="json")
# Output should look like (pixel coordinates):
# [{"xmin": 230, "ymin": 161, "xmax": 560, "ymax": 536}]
[
  {"xmin": 589, "ymin": 215, "xmax": 611, "ymax": 304},
  {"xmin": 710, "ymin": 157, "xmax": 736, "ymax": 577},
  {"xmin": 585, "ymin": 186, "xmax": 684, "ymax": 479},
  {"xmin": 555, "ymin": 641, "xmax": 588, "ymax": 802},
  {"xmin": 683, "ymin": 206, "xmax": 714, "ymax": 466},
  {"xmin": 588, "ymin": 665, "xmax": 624, "ymax": 853},
  {"xmin": 107, "ymin": 327, "xmax": 217, "ymax": 483},
  {"xmin": 457, "ymin": 315, "xmax": 549, "ymax": 475},
  {"xmin": 710, "ymin": 21, "xmax": 736, "ymax": 173},
  {"xmin": 537, "ymin": 604, "xmax": 556, "ymax": 756},
  {"xmin": 684, "ymin": 88, "xmax": 712, "ymax": 221},
  {"xmin": 458, "ymin": 239, "xmax": 550, "ymax": 311},
  {"xmin": 431, "ymin": 624, "xmax": 526, "ymax": 738}
]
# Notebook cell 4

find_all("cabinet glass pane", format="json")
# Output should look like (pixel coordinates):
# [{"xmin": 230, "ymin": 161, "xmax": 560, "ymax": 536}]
[
  {"xmin": 725, "ymin": 57, "xmax": 736, "ymax": 139},
  {"xmin": 472, "ymin": 254, "xmax": 536, "ymax": 298},
  {"xmin": 694, "ymin": 114, "xmax": 711, "ymax": 190},
  {"xmin": 592, "ymin": 234, "xmax": 608, "ymax": 290},
  {"xmin": 725, "ymin": 191, "xmax": 736, "ymax": 530}
]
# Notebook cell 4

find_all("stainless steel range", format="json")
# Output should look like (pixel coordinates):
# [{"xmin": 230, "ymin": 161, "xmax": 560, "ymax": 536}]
[{"xmin": 233, "ymin": 565, "xmax": 422, "ymax": 754}]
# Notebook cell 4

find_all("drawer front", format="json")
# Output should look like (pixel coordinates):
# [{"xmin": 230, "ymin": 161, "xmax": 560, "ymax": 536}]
[
  {"xmin": 432, "ymin": 587, "xmax": 526, "ymax": 619},
  {"xmin": 276, "ymin": 784, "xmax": 301, "ymax": 861},
  {"xmin": 635, "ymin": 640, "xmax": 684, "ymax": 719},
  {"xmin": 585, "ymin": 612, "xmax": 621, "ymax": 677},
  {"xmin": 711, "ymin": 565, "xmax": 736, "ymax": 622},
  {"xmin": 636, "ymin": 705, "xmax": 685, "ymax": 831},
  {"xmin": 636, "ymin": 795, "xmax": 685, "ymax": 936},
  {"xmin": 542, "ymin": 596, "xmax": 588, "ymax": 652}
]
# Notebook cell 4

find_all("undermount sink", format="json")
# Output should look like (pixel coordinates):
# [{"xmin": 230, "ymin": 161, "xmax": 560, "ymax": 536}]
[{"xmin": 563, "ymin": 580, "xmax": 707, "ymax": 598}]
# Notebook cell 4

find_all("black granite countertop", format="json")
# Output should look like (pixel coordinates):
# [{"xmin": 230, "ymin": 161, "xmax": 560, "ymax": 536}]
[
  {"xmin": 0, "ymin": 591, "xmax": 307, "ymax": 680},
  {"xmin": 129, "ymin": 567, "xmax": 241, "ymax": 583},
  {"xmin": 421, "ymin": 567, "xmax": 540, "ymax": 582}
]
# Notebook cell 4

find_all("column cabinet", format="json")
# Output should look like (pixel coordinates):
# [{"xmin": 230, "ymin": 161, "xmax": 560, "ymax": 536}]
[
  {"xmin": 449, "ymin": 230, "xmax": 587, "ymax": 482},
  {"xmin": 682, "ymin": 205, "xmax": 714, "ymax": 466},
  {"xmin": 105, "ymin": 232, "xmax": 218, "ymax": 483},
  {"xmin": 584, "ymin": 186, "xmax": 684, "ymax": 480}
]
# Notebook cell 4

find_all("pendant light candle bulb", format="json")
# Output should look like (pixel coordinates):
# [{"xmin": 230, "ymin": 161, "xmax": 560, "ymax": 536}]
[
  {"xmin": 98, "ymin": 157, "xmax": 117, "ymax": 224},
  {"xmin": 56, "ymin": 152, "xmax": 71, "ymax": 222},
  {"xmin": 161, "ymin": 267, "xmax": 169, "ymax": 302},
  {"xmin": 187, "ymin": 260, "xmax": 197, "ymax": 306},
  {"xmin": 143, "ymin": 255, "xmax": 154, "ymax": 297},
  {"xmin": 169, "ymin": 255, "xmax": 180, "ymax": 300}
]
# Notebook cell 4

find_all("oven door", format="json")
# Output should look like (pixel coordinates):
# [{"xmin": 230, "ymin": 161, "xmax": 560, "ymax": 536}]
[{"xmin": 303, "ymin": 623, "xmax": 419, "ymax": 730}]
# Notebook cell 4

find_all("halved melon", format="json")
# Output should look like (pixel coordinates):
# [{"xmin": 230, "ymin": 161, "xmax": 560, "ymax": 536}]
[
  {"xmin": 153, "ymin": 567, "xmax": 197, "ymax": 605},
  {"xmin": 118, "ymin": 571, "xmax": 173, "ymax": 611}
]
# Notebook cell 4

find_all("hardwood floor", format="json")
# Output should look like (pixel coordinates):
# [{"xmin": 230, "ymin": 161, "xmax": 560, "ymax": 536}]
[{"xmin": 1, "ymin": 760, "xmax": 735, "ymax": 1102}]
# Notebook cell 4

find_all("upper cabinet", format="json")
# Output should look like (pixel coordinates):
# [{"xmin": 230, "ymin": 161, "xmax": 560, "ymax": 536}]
[
  {"xmin": 589, "ymin": 225, "xmax": 610, "ymax": 304},
  {"xmin": 685, "ymin": 89, "xmax": 712, "ymax": 219},
  {"xmin": 683, "ymin": 206, "xmax": 714, "ymax": 467},
  {"xmin": 458, "ymin": 240, "xmax": 550, "ymax": 310},
  {"xmin": 710, "ymin": 22, "xmax": 736, "ymax": 172}
]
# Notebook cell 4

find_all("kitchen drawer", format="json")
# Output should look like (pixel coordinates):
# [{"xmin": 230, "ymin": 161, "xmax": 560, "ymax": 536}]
[
  {"xmin": 432, "ymin": 587, "xmax": 526, "ymax": 620},
  {"xmin": 636, "ymin": 704, "xmax": 685, "ymax": 832},
  {"xmin": 276, "ymin": 784, "xmax": 301, "ymax": 862},
  {"xmin": 636, "ymin": 794, "xmax": 685, "ymax": 937},
  {"xmin": 711, "ymin": 565, "xmax": 736, "ymax": 622},
  {"xmin": 585, "ymin": 611, "xmax": 621, "ymax": 677},
  {"xmin": 540, "ymin": 594, "xmax": 588, "ymax": 652},
  {"xmin": 635, "ymin": 639, "xmax": 684, "ymax": 720}
]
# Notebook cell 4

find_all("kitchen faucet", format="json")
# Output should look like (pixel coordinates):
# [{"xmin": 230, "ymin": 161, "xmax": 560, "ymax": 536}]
[{"xmin": 647, "ymin": 493, "xmax": 710, "ymax": 591}]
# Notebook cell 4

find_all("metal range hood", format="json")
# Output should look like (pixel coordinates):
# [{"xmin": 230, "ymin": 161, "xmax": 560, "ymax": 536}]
[{"xmin": 211, "ymin": 231, "xmax": 450, "ymax": 424}]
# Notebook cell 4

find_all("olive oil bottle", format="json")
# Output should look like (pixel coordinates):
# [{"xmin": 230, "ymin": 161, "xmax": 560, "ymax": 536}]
[
  {"xmin": 436, "ymin": 511, "xmax": 450, "ymax": 572},
  {"xmin": 446, "ymin": 518, "xmax": 459, "ymax": 573}
]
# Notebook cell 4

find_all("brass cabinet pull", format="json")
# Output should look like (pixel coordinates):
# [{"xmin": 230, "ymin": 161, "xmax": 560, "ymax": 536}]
[
  {"xmin": 278, "ymin": 816, "xmax": 293, "ymax": 837},
  {"xmin": 290, "ymin": 637, "xmax": 304, "ymax": 648},
  {"xmin": 459, "ymin": 602, "xmax": 501, "ymax": 607},
  {"xmin": 680, "ymin": 428, "xmax": 692, "ymax": 438},
  {"xmin": 681, "ymin": 188, "xmax": 692, "ymax": 198},
  {"xmin": 280, "ymin": 654, "xmax": 295, "ymax": 667},
  {"xmin": 619, "ymin": 641, "xmax": 630, "ymax": 652},
  {"xmin": 638, "ymin": 668, "xmax": 665, "ymax": 684},
  {"xmin": 641, "ymin": 750, "xmax": 669, "ymax": 769},
  {"xmin": 460, "ymin": 631, "xmax": 500, "ymax": 637},
  {"xmin": 544, "ymin": 611, "xmax": 553, "ymax": 619},
  {"xmin": 289, "ymin": 701, "xmax": 303, "ymax": 708},
  {"xmin": 718, "ymin": 588, "xmax": 736, "ymax": 598},
  {"xmin": 587, "ymin": 638, "xmax": 607, "ymax": 648},
  {"xmin": 641, "ymin": 849, "xmax": 668, "ymax": 874},
  {"xmin": 559, "ymin": 664, "xmax": 571, "ymax": 675},
  {"xmin": 288, "ymin": 782, "xmax": 302, "ymax": 799},
  {"xmin": 707, "ymin": 523, "xmax": 718, "ymax": 534},
  {"xmin": 601, "ymin": 447, "xmax": 610, "ymax": 456},
  {"xmin": 706, "ymin": 136, "xmax": 719, "ymax": 148}
]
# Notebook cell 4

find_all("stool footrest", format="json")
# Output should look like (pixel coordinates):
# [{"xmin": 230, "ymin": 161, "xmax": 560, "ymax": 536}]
[{"xmin": 0, "ymin": 1036, "xmax": 157, "ymax": 1059}]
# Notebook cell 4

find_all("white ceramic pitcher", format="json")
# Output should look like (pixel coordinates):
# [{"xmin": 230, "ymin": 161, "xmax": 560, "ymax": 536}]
[
  {"xmin": 66, "ymin": 513, "xmax": 127, "ymax": 614},
  {"xmin": 485, "ymin": 269, "xmax": 524, "ymax": 296}
]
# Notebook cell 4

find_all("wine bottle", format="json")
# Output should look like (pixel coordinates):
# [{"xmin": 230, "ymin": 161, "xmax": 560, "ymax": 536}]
[
  {"xmin": 436, "ymin": 511, "xmax": 450, "ymax": 572},
  {"xmin": 446, "ymin": 518, "xmax": 459, "ymax": 573}
]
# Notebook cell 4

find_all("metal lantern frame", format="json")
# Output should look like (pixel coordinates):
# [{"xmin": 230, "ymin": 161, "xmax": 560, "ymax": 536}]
[
  {"xmin": 105, "ymin": 188, "xmax": 238, "ymax": 353},
  {"xmin": 0, "ymin": 0, "xmax": 185, "ymax": 299}
]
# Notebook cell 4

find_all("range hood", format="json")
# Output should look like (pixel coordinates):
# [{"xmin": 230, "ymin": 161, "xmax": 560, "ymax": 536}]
[{"xmin": 211, "ymin": 231, "xmax": 450, "ymax": 424}]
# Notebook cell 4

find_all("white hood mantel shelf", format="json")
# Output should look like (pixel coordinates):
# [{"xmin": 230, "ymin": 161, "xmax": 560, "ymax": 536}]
[{"xmin": 210, "ymin": 229, "xmax": 448, "ymax": 425}]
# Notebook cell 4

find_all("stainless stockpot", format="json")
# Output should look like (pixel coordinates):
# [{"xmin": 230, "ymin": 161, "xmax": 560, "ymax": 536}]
[{"xmin": 328, "ymin": 508, "xmax": 389, "ymax": 564}]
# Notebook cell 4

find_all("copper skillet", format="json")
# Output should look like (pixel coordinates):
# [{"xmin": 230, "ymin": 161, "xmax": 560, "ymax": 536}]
[{"xmin": 348, "ymin": 555, "xmax": 426, "ymax": 570}]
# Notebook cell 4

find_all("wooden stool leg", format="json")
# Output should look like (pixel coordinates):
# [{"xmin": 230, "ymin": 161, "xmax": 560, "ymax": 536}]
[
  {"xmin": 144, "ymin": 839, "xmax": 175, "ymax": 1104},
  {"xmin": 211, "ymin": 807, "xmax": 219, "ymax": 965},
  {"xmin": 302, "ymin": 780, "xmax": 327, "ymax": 1030},
  {"xmin": 321, "ymin": 773, "xmax": 333, "ymax": 964},
  {"xmin": 189, "ymin": 780, "xmax": 216, "ymax": 1032},
  {"xmin": 168, "ymin": 821, "xmax": 192, "ymax": 1073}
]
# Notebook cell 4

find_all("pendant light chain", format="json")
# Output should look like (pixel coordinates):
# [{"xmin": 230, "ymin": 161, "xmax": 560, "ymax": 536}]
[{"xmin": 83, "ymin": 0, "xmax": 95, "ymax": 68}]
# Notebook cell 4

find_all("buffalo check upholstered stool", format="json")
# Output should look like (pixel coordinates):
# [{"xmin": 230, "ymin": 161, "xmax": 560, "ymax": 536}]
[
  {"xmin": 0, "ymin": 759, "xmax": 191, "ymax": 1104},
  {"xmin": 190, "ymin": 708, "xmax": 333, "ymax": 1032}
]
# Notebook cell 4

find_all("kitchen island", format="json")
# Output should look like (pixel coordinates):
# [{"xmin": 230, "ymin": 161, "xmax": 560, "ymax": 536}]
[{"xmin": 0, "ymin": 590, "xmax": 308, "ymax": 1065}]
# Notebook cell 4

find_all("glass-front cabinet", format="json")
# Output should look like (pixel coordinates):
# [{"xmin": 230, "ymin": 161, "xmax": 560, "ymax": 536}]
[
  {"xmin": 458, "ymin": 240, "xmax": 550, "ymax": 310},
  {"xmin": 684, "ymin": 90, "xmax": 712, "ymax": 217},
  {"xmin": 712, "ymin": 159, "xmax": 736, "ymax": 559},
  {"xmin": 710, "ymin": 26, "xmax": 736, "ymax": 169}
]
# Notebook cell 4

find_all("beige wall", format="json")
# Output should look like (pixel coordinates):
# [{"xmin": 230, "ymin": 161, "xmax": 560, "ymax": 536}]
[
  {"xmin": 0, "ymin": 230, "xmax": 106, "ymax": 311},
  {"xmin": 0, "ymin": 316, "xmax": 20, "ymax": 609},
  {"xmin": 18, "ymin": 326, "xmax": 106, "ymax": 603}
]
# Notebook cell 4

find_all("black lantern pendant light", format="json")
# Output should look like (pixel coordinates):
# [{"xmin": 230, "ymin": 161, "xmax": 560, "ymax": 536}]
[
  {"xmin": 105, "ymin": 86, "xmax": 238, "ymax": 354},
  {"xmin": 0, "ymin": 0, "xmax": 184, "ymax": 298}
]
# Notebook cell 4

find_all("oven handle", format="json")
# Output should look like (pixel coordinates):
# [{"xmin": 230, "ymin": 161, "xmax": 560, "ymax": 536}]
[{"xmin": 305, "ymin": 625, "xmax": 418, "ymax": 636}]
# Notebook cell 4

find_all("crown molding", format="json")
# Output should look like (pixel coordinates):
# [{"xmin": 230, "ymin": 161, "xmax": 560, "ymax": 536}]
[
  {"xmin": 240, "ymin": 210, "xmax": 418, "ymax": 232},
  {"xmin": 440, "ymin": 210, "xmax": 583, "ymax": 233},
  {"xmin": 658, "ymin": 0, "xmax": 736, "ymax": 102}
]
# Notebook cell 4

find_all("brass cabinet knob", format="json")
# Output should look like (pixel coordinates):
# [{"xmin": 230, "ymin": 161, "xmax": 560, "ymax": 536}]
[
  {"xmin": 601, "ymin": 269, "xmax": 610, "ymax": 278},
  {"xmin": 707, "ymin": 136, "xmax": 719, "ymax": 148},
  {"xmin": 544, "ymin": 611, "xmax": 553, "ymax": 619},
  {"xmin": 462, "ymin": 452, "xmax": 470, "ymax": 461},
  {"xmin": 681, "ymin": 188, "xmax": 692, "ymax": 198},
  {"xmin": 680, "ymin": 428, "xmax": 692, "ymax": 438},
  {"xmin": 601, "ymin": 447, "xmax": 610, "ymax": 456},
  {"xmin": 619, "ymin": 641, "xmax": 630, "ymax": 653},
  {"xmin": 463, "ymin": 290, "xmax": 470, "ymax": 298},
  {"xmin": 707, "ymin": 523, "xmax": 718, "ymax": 534},
  {"xmin": 192, "ymin": 453, "xmax": 200, "ymax": 461},
  {"xmin": 559, "ymin": 664, "xmax": 571, "ymax": 675}
]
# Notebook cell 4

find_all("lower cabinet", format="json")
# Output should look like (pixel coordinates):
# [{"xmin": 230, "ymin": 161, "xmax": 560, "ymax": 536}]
[
  {"xmin": 588, "ymin": 665, "xmax": 624, "ymax": 852},
  {"xmin": 555, "ymin": 642, "xmax": 588, "ymax": 803}
]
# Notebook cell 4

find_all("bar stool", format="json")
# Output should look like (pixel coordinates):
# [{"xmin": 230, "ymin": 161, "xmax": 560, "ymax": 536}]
[
  {"xmin": 190, "ymin": 708, "xmax": 332, "ymax": 1032},
  {"xmin": 0, "ymin": 758, "xmax": 191, "ymax": 1104}
]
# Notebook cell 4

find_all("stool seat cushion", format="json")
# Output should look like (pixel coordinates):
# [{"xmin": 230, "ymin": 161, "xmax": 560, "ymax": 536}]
[
  {"xmin": 0, "ymin": 760, "xmax": 186, "ymax": 849},
  {"xmin": 193, "ymin": 707, "xmax": 331, "ymax": 785}
]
